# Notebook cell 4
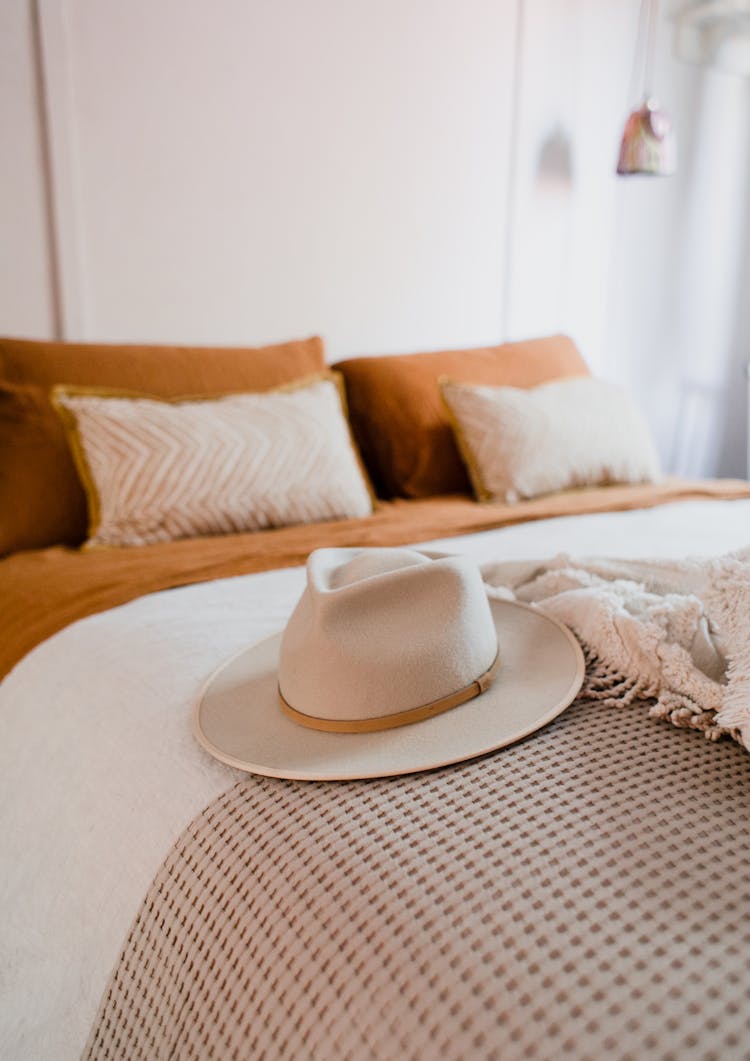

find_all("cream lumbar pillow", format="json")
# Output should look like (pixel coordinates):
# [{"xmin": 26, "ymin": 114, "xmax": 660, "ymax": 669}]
[
  {"xmin": 440, "ymin": 375, "xmax": 661, "ymax": 503},
  {"xmin": 52, "ymin": 374, "xmax": 374, "ymax": 547}
]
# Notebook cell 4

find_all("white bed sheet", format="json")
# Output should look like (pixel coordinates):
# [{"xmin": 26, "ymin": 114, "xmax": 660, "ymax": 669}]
[{"xmin": 1, "ymin": 498, "xmax": 749, "ymax": 1060}]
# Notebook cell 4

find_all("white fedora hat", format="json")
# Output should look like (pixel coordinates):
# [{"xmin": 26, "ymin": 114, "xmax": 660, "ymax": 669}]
[{"xmin": 194, "ymin": 547, "xmax": 584, "ymax": 781}]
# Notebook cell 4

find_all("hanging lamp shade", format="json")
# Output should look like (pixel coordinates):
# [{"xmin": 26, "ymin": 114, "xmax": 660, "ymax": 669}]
[
  {"xmin": 617, "ymin": 0, "xmax": 677, "ymax": 176},
  {"xmin": 617, "ymin": 97, "xmax": 677, "ymax": 175}
]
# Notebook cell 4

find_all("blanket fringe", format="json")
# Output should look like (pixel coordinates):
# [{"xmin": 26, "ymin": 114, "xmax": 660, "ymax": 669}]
[
  {"xmin": 581, "ymin": 649, "xmax": 742, "ymax": 745},
  {"xmin": 483, "ymin": 550, "xmax": 750, "ymax": 754}
]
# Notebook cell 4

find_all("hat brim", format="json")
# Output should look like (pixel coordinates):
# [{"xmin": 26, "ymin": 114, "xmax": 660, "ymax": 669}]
[{"xmin": 193, "ymin": 599, "xmax": 585, "ymax": 781}]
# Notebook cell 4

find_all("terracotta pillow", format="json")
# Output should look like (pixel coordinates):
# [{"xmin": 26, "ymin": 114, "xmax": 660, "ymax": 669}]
[
  {"xmin": 0, "ymin": 335, "xmax": 326, "ymax": 554},
  {"xmin": 334, "ymin": 335, "xmax": 589, "ymax": 498}
]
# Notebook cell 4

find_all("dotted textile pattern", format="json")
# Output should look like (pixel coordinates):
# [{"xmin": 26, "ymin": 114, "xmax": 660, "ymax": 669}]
[{"xmin": 85, "ymin": 701, "xmax": 750, "ymax": 1061}]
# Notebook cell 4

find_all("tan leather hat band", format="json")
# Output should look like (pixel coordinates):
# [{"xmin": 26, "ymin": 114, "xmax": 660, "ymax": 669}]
[{"xmin": 278, "ymin": 650, "xmax": 500, "ymax": 734}]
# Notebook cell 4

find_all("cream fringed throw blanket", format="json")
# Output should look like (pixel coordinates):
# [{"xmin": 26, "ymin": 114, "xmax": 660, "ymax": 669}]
[{"xmin": 481, "ymin": 549, "xmax": 750, "ymax": 752}]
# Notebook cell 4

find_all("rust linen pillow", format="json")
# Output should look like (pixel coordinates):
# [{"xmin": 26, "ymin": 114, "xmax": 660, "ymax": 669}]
[
  {"xmin": 441, "ymin": 376, "xmax": 661, "ymax": 503},
  {"xmin": 0, "ymin": 335, "xmax": 326, "ymax": 554},
  {"xmin": 52, "ymin": 374, "xmax": 374, "ymax": 548},
  {"xmin": 334, "ymin": 335, "xmax": 589, "ymax": 498}
]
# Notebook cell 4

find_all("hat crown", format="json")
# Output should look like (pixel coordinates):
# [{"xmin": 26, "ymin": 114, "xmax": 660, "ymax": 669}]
[{"xmin": 278, "ymin": 548, "xmax": 498, "ymax": 727}]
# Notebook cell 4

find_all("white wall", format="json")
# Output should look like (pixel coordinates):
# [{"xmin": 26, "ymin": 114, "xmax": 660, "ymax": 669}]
[
  {"xmin": 504, "ymin": 0, "xmax": 636, "ymax": 375},
  {"xmin": 2, "ymin": 0, "xmax": 749, "ymax": 475},
  {"xmin": 0, "ymin": 0, "xmax": 56, "ymax": 336},
  {"xmin": 4, "ymin": 0, "xmax": 518, "ymax": 357}
]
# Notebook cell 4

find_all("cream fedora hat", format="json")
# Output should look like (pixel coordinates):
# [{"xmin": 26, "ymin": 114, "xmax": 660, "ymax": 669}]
[{"xmin": 194, "ymin": 547, "xmax": 585, "ymax": 781}]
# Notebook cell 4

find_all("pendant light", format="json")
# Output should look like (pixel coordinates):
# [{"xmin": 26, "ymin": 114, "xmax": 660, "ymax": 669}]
[{"xmin": 617, "ymin": 0, "xmax": 677, "ymax": 176}]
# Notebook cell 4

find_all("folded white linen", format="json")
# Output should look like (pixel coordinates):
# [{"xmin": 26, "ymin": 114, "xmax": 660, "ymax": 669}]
[{"xmin": 481, "ymin": 549, "xmax": 750, "ymax": 751}]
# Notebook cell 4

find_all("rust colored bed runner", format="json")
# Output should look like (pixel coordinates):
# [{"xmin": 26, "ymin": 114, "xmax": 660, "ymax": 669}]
[{"xmin": 3, "ymin": 478, "xmax": 749, "ymax": 680}]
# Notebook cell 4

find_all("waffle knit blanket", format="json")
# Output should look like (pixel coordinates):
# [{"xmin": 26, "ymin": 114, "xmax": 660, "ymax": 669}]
[
  {"xmin": 480, "ymin": 548, "xmax": 750, "ymax": 751},
  {"xmin": 81, "ymin": 550, "xmax": 750, "ymax": 1059}
]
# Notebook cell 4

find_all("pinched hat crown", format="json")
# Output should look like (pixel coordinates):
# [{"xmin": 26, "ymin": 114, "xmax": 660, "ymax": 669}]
[{"xmin": 278, "ymin": 548, "xmax": 499, "ymax": 732}]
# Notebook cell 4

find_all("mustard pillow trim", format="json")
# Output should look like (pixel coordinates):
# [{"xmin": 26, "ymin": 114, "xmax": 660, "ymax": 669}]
[{"xmin": 50, "ymin": 388, "xmax": 105, "ymax": 543}]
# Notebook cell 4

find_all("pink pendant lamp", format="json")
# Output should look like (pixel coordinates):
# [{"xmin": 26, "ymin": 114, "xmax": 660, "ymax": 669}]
[{"xmin": 617, "ymin": 0, "xmax": 677, "ymax": 176}]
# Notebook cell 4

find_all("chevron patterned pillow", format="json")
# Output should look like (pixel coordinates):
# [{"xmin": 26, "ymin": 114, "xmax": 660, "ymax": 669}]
[
  {"xmin": 52, "ymin": 374, "xmax": 374, "ymax": 547},
  {"xmin": 440, "ymin": 376, "xmax": 661, "ymax": 503}
]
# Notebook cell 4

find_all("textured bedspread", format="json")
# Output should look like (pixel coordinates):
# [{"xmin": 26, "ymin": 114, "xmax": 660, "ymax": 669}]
[{"xmin": 86, "ymin": 699, "xmax": 750, "ymax": 1060}]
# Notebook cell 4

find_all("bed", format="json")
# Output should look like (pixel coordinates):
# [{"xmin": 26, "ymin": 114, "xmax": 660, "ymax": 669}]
[{"xmin": 1, "ymin": 333, "xmax": 749, "ymax": 1061}]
